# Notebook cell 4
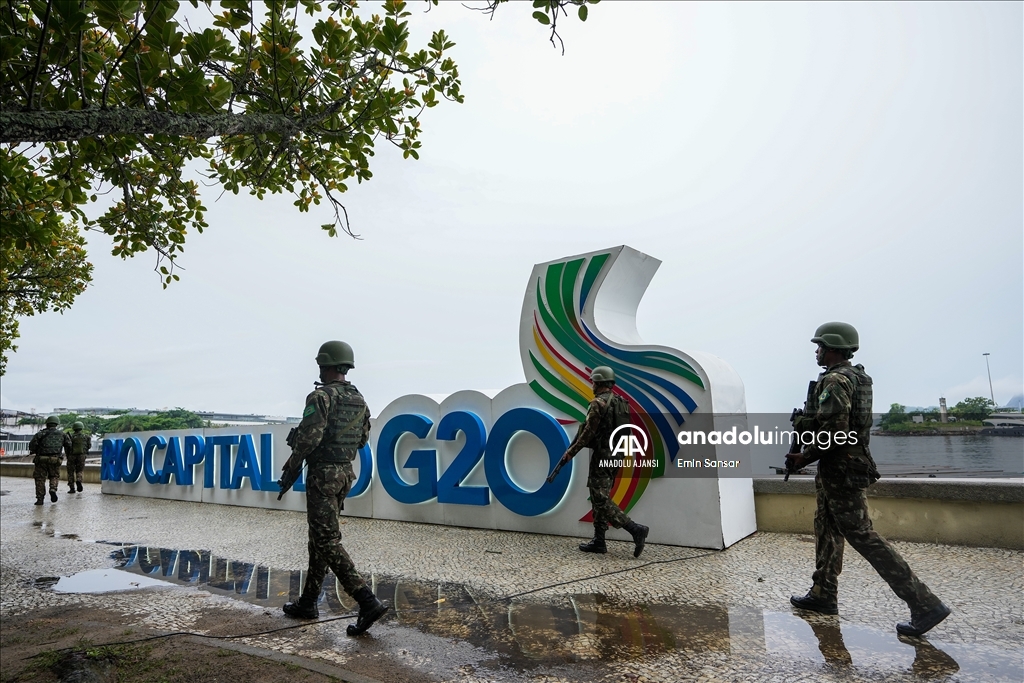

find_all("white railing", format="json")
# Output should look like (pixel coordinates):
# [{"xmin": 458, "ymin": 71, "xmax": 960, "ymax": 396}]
[{"xmin": 0, "ymin": 441, "xmax": 30, "ymax": 456}]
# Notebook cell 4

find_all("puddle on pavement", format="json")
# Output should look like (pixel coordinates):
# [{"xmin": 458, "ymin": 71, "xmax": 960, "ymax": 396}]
[
  {"xmin": 30, "ymin": 521, "xmax": 86, "ymax": 541},
  {"xmin": 37, "ymin": 568, "xmax": 174, "ymax": 593},
  {"xmin": 33, "ymin": 542, "xmax": 1023, "ymax": 680}
]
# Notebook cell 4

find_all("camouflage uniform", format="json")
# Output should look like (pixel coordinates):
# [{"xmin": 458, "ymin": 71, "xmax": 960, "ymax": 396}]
[
  {"xmin": 288, "ymin": 380, "xmax": 371, "ymax": 600},
  {"xmin": 799, "ymin": 361, "xmax": 941, "ymax": 612},
  {"xmin": 67, "ymin": 430, "xmax": 91, "ymax": 489},
  {"xmin": 565, "ymin": 388, "xmax": 632, "ymax": 532},
  {"xmin": 29, "ymin": 426, "xmax": 71, "ymax": 501}
]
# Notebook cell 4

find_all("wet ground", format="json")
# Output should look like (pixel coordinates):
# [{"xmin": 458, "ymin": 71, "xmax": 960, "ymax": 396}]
[{"xmin": 2, "ymin": 476, "xmax": 1022, "ymax": 682}]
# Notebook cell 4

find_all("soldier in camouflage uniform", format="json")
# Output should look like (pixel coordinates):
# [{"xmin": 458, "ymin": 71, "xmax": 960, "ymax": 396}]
[
  {"xmin": 29, "ymin": 416, "xmax": 71, "ymax": 505},
  {"xmin": 280, "ymin": 341, "xmax": 389, "ymax": 636},
  {"xmin": 557, "ymin": 366, "xmax": 650, "ymax": 558},
  {"xmin": 66, "ymin": 422, "xmax": 91, "ymax": 493},
  {"xmin": 788, "ymin": 322, "xmax": 950, "ymax": 638}
]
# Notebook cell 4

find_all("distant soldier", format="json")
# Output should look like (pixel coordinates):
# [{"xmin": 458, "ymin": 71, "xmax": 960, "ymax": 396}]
[
  {"xmin": 279, "ymin": 341, "xmax": 389, "ymax": 636},
  {"xmin": 29, "ymin": 416, "xmax": 71, "ymax": 505},
  {"xmin": 67, "ymin": 422, "xmax": 91, "ymax": 493},
  {"xmin": 787, "ymin": 322, "xmax": 950, "ymax": 637},
  {"xmin": 554, "ymin": 366, "xmax": 650, "ymax": 558}
]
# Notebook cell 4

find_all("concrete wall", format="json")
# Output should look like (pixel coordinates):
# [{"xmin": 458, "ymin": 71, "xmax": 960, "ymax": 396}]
[
  {"xmin": 753, "ymin": 478, "xmax": 1024, "ymax": 550},
  {"xmin": 1, "ymin": 462, "xmax": 103, "ymax": 484},
  {"xmin": 3, "ymin": 463, "xmax": 1021, "ymax": 550}
]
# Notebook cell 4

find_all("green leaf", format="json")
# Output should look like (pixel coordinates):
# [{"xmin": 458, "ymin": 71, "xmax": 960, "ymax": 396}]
[
  {"xmin": 532, "ymin": 11, "xmax": 550, "ymax": 26},
  {"xmin": 578, "ymin": 5, "xmax": 588, "ymax": 21}
]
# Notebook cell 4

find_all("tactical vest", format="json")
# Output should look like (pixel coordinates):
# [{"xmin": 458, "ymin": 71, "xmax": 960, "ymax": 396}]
[
  {"xmin": 828, "ymin": 364, "xmax": 873, "ymax": 447},
  {"xmin": 586, "ymin": 392, "xmax": 631, "ymax": 476},
  {"xmin": 602, "ymin": 394, "xmax": 632, "ymax": 444},
  {"xmin": 38, "ymin": 428, "xmax": 65, "ymax": 456},
  {"xmin": 311, "ymin": 382, "xmax": 368, "ymax": 463},
  {"xmin": 71, "ymin": 433, "xmax": 90, "ymax": 456},
  {"xmin": 814, "ymin": 363, "xmax": 879, "ymax": 488}
]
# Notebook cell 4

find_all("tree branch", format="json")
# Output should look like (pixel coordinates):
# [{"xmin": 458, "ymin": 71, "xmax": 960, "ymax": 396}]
[
  {"xmin": 100, "ymin": 3, "xmax": 155, "ymax": 109},
  {"xmin": 26, "ymin": 0, "xmax": 54, "ymax": 110},
  {"xmin": 0, "ymin": 108, "xmax": 319, "ymax": 142}
]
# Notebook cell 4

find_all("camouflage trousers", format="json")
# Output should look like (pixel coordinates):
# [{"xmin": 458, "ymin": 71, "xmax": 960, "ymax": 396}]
[
  {"xmin": 33, "ymin": 457, "xmax": 62, "ymax": 499},
  {"xmin": 588, "ymin": 468, "xmax": 632, "ymax": 531},
  {"xmin": 301, "ymin": 461, "xmax": 367, "ymax": 600},
  {"xmin": 66, "ymin": 454, "xmax": 86, "ymax": 486},
  {"xmin": 812, "ymin": 474, "xmax": 940, "ymax": 611}
]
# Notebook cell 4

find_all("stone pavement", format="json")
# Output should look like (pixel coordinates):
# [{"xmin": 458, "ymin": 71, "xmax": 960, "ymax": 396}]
[{"xmin": 1, "ymin": 475, "xmax": 1021, "ymax": 682}]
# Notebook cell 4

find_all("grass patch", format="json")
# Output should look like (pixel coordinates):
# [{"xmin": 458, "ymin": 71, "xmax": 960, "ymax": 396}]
[
  {"xmin": 879, "ymin": 421, "xmax": 983, "ymax": 433},
  {"xmin": 49, "ymin": 626, "xmax": 80, "ymax": 639}
]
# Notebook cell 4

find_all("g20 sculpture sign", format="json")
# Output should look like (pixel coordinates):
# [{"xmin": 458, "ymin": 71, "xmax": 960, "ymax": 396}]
[{"xmin": 102, "ymin": 246, "xmax": 756, "ymax": 549}]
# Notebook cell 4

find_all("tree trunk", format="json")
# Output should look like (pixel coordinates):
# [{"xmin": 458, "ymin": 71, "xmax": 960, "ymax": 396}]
[{"xmin": 0, "ymin": 109, "xmax": 304, "ymax": 143}]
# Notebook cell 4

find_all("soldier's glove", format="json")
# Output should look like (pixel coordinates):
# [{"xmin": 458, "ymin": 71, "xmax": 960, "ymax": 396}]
[
  {"xmin": 277, "ymin": 464, "xmax": 301, "ymax": 500},
  {"xmin": 784, "ymin": 452, "xmax": 805, "ymax": 473}
]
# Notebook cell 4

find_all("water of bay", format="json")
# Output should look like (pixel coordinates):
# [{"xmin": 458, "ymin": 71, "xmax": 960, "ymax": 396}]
[{"xmin": 748, "ymin": 434, "xmax": 1023, "ymax": 477}]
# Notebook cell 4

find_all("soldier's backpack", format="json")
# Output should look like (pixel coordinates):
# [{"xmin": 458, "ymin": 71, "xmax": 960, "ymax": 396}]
[
  {"xmin": 39, "ymin": 429, "xmax": 65, "ymax": 456},
  {"xmin": 830, "ymin": 364, "xmax": 873, "ymax": 444},
  {"xmin": 598, "ymin": 393, "xmax": 632, "ymax": 447},
  {"xmin": 71, "ymin": 433, "xmax": 90, "ymax": 455},
  {"xmin": 321, "ymin": 383, "xmax": 368, "ymax": 450},
  {"xmin": 829, "ymin": 364, "xmax": 879, "ymax": 487},
  {"xmin": 608, "ymin": 394, "xmax": 632, "ymax": 432}
]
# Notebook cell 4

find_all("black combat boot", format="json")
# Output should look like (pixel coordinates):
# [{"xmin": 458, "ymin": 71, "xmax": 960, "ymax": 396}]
[
  {"xmin": 896, "ymin": 602, "xmax": 951, "ymax": 637},
  {"xmin": 76, "ymin": 482, "xmax": 83, "ymax": 492},
  {"xmin": 623, "ymin": 521, "xmax": 649, "ymax": 558},
  {"xmin": 68, "ymin": 484, "xmax": 76, "ymax": 494},
  {"xmin": 50, "ymin": 491, "xmax": 57, "ymax": 503},
  {"xmin": 578, "ymin": 526, "xmax": 607, "ymax": 553},
  {"xmin": 346, "ymin": 586, "xmax": 389, "ymax": 636},
  {"xmin": 282, "ymin": 595, "xmax": 319, "ymax": 619},
  {"xmin": 790, "ymin": 587, "xmax": 838, "ymax": 615},
  {"xmin": 35, "ymin": 498, "xmax": 44, "ymax": 505}
]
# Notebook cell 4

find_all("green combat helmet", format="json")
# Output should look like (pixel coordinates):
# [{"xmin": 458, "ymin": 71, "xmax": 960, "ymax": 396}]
[
  {"xmin": 45, "ymin": 415, "xmax": 60, "ymax": 426},
  {"xmin": 72, "ymin": 421, "xmax": 84, "ymax": 431},
  {"xmin": 811, "ymin": 322, "xmax": 859, "ymax": 352},
  {"xmin": 590, "ymin": 366, "xmax": 616, "ymax": 383},
  {"xmin": 315, "ymin": 340, "xmax": 355, "ymax": 369}
]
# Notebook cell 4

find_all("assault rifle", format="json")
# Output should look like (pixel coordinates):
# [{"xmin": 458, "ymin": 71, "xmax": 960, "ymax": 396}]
[
  {"xmin": 783, "ymin": 408, "xmax": 803, "ymax": 482},
  {"xmin": 546, "ymin": 456, "xmax": 568, "ymax": 484},
  {"xmin": 277, "ymin": 427, "xmax": 302, "ymax": 500}
]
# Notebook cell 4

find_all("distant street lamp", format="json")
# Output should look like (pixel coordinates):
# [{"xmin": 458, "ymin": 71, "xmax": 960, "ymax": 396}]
[{"xmin": 983, "ymin": 353, "xmax": 996, "ymax": 408}]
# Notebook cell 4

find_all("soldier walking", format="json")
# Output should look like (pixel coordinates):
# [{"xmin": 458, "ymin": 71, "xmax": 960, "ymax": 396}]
[
  {"xmin": 67, "ymin": 421, "xmax": 91, "ymax": 493},
  {"xmin": 279, "ymin": 341, "xmax": 389, "ymax": 636},
  {"xmin": 29, "ymin": 416, "xmax": 71, "ymax": 505},
  {"xmin": 787, "ymin": 322, "xmax": 950, "ymax": 637},
  {"xmin": 555, "ymin": 366, "xmax": 649, "ymax": 558}
]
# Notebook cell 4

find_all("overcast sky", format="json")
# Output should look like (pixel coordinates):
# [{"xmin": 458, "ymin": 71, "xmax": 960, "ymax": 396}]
[{"xmin": 3, "ymin": 2, "xmax": 1021, "ymax": 418}]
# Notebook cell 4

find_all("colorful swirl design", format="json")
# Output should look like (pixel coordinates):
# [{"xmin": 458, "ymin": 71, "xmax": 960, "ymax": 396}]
[{"xmin": 522, "ymin": 250, "xmax": 706, "ymax": 519}]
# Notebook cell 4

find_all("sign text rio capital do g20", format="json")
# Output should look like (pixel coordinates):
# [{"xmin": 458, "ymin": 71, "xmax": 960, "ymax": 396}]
[{"xmin": 101, "ymin": 246, "xmax": 757, "ymax": 549}]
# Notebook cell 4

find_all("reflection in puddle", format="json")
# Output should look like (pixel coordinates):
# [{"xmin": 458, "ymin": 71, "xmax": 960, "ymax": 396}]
[
  {"xmin": 34, "ymin": 544, "xmax": 1023, "ymax": 680},
  {"xmin": 40, "ymin": 568, "xmax": 174, "ymax": 593}
]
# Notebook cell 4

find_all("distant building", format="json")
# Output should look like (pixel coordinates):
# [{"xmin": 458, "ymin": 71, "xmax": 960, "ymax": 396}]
[
  {"xmin": 196, "ymin": 412, "xmax": 299, "ymax": 425},
  {"xmin": 53, "ymin": 407, "xmax": 133, "ymax": 416},
  {"xmin": 1, "ymin": 408, "xmax": 38, "ymax": 427}
]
